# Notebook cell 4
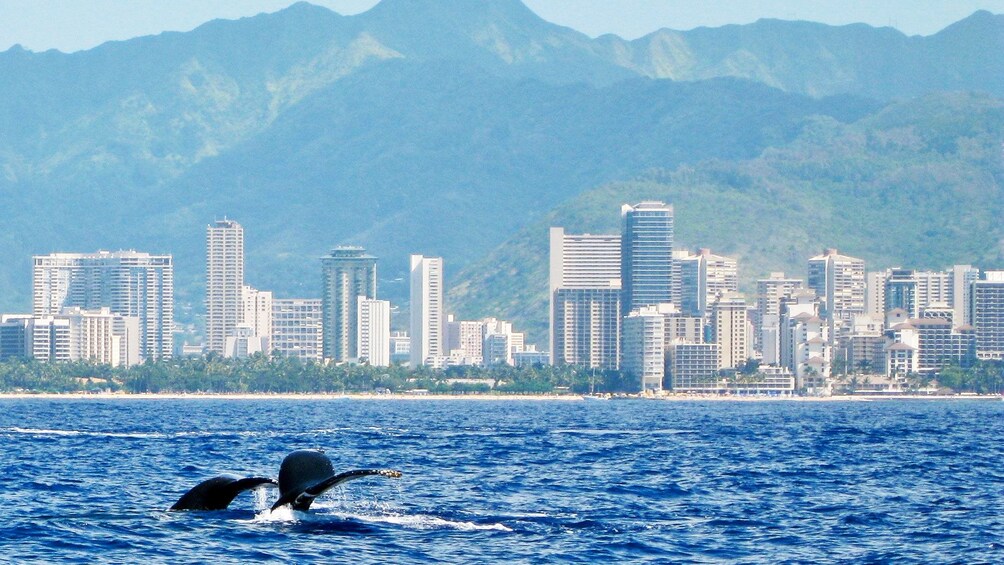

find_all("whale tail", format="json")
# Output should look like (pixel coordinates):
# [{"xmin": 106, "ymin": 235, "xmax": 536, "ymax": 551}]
[
  {"xmin": 270, "ymin": 450, "xmax": 402, "ymax": 512},
  {"xmin": 170, "ymin": 475, "xmax": 277, "ymax": 511}
]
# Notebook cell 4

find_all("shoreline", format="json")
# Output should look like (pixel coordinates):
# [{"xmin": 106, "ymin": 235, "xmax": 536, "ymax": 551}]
[{"xmin": 0, "ymin": 392, "xmax": 1000, "ymax": 402}]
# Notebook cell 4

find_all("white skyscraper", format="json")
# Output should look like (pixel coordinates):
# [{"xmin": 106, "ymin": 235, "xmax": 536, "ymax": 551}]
[
  {"xmin": 206, "ymin": 220, "xmax": 244, "ymax": 355},
  {"xmin": 410, "ymin": 254, "xmax": 444, "ymax": 367},
  {"xmin": 622, "ymin": 306, "xmax": 666, "ymax": 392},
  {"xmin": 32, "ymin": 250, "xmax": 174, "ymax": 361},
  {"xmin": 549, "ymin": 227, "xmax": 622, "ymax": 366},
  {"xmin": 808, "ymin": 248, "xmax": 866, "ymax": 341},
  {"xmin": 357, "ymin": 297, "xmax": 391, "ymax": 367}
]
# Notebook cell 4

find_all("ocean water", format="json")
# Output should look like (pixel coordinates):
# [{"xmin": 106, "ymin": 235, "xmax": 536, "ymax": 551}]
[{"xmin": 1, "ymin": 398, "xmax": 1002, "ymax": 563}]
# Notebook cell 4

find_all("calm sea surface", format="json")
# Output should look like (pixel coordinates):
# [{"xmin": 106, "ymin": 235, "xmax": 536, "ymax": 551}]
[{"xmin": 1, "ymin": 398, "xmax": 1002, "ymax": 563}]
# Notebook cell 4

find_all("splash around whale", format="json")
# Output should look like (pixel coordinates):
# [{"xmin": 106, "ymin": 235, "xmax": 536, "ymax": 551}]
[{"xmin": 170, "ymin": 449, "xmax": 402, "ymax": 512}]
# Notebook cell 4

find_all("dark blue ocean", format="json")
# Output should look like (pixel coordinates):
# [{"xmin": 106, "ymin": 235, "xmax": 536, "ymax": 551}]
[{"xmin": 1, "ymin": 398, "xmax": 1002, "ymax": 563}]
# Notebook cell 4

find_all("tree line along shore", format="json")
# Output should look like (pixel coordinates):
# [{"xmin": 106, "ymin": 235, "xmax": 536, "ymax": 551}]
[{"xmin": 0, "ymin": 355, "xmax": 1001, "ymax": 397}]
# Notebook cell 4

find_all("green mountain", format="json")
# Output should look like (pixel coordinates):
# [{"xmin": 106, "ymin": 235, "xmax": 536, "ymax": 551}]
[
  {"xmin": 449, "ymin": 93, "xmax": 1004, "ymax": 344},
  {"xmin": 0, "ymin": 0, "xmax": 1000, "ymax": 333}
]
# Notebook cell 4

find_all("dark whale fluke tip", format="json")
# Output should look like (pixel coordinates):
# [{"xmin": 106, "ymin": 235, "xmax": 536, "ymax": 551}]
[
  {"xmin": 170, "ymin": 475, "xmax": 277, "ymax": 511},
  {"xmin": 271, "ymin": 449, "xmax": 402, "ymax": 512}
]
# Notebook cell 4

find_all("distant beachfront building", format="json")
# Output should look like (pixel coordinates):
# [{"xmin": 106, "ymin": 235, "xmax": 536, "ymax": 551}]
[
  {"xmin": 549, "ymin": 227, "xmax": 621, "ymax": 366},
  {"xmin": 678, "ymin": 248, "xmax": 738, "ymax": 318},
  {"xmin": 779, "ymin": 291, "xmax": 831, "ymax": 394},
  {"xmin": 206, "ymin": 219, "xmax": 244, "ymax": 355},
  {"xmin": 667, "ymin": 341, "xmax": 720, "ymax": 392},
  {"xmin": 970, "ymin": 270, "xmax": 1004, "ymax": 360},
  {"xmin": 2, "ymin": 309, "xmax": 140, "ymax": 367},
  {"xmin": 711, "ymin": 292, "xmax": 749, "ymax": 371},
  {"xmin": 321, "ymin": 247, "xmax": 377, "ymax": 362},
  {"xmin": 622, "ymin": 306, "xmax": 666, "ymax": 392},
  {"xmin": 357, "ymin": 297, "xmax": 390, "ymax": 367},
  {"xmin": 33, "ymin": 250, "xmax": 174, "ymax": 361},
  {"xmin": 755, "ymin": 272, "xmax": 803, "ymax": 364},
  {"xmin": 553, "ymin": 288, "xmax": 622, "ymax": 370},
  {"xmin": 808, "ymin": 248, "xmax": 865, "ymax": 342},
  {"xmin": 621, "ymin": 202, "xmax": 678, "ymax": 314},
  {"xmin": 271, "ymin": 298, "xmax": 323, "ymax": 362},
  {"xmin": 410, "ymin": 255, "xmax": 444, "ymax": 367}
]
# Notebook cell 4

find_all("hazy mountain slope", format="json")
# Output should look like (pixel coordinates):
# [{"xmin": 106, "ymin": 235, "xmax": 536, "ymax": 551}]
[
  {"xmin": 148, "ymin": 63, "xmax": 872, "ymax": 305},
  {"xmin": 449, "ymin": 93, "xmax": 1004, "ymax": 344},
  {"xmin": 0, "ymin": 0, "xmax": 1000, "ymax": 323},
  {"xmin": 601, "ymin": 11, "xmax": 1004, "ymax": 99}
]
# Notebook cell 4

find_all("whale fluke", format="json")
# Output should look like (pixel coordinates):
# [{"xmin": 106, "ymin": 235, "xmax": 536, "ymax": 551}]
[
  {"xmin": 270, "ymin": 449, "xmax": 402, "ymax": 512},
  {"xmin": 170, "ymin": 475, "xmax": 277, "ymax": 511}
]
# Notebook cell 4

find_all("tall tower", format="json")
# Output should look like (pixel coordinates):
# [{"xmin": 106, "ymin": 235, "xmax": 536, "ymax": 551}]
[
  {"xmin": 206, "ymin": 220, "xmax": 244, "ymax": 355},
  {"xmin": 410, "ymin": 254, "xmax": 444, "ymax": 367},
  {"xmin": 711, "ymin": 292, "xmax": 749, "ymax": 370},
  {"xmin": 621, "ymin": 201, "xmax": 677, "ymax": 315},
  {"xmin": 549, "ymin": 227, "xmax": 621, "ymax": 365},
  {"xmin": 357, "ymin": 297, "xmax": 391, "ymax": 367},
  {"xmin": 33, "ymin": 250, "xmax": 174, "ymax": 361},
  {"xmin": 321, "ymin": 247, "xmax": 377, "ymax": 362},
  {"xmin": 807, "ymin": 248, "xmax": 865, "ymax": 341}
]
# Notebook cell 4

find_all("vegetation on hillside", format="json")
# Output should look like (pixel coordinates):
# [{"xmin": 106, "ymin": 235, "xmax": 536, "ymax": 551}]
[{"xmin": 450, "ymin": 93, "xmax": 1004, "ymax": 344}]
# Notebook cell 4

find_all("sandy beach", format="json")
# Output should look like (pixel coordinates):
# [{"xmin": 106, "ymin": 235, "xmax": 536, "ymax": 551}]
[{"xmin": 0, "ymin": 392, "xmax": 998, "ymax": 402}]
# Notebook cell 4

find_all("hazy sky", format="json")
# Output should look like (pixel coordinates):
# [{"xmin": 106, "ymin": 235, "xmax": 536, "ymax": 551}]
[{"xmin": 1, "ymin": 0, "xmax": 1002, "ymax": 53}]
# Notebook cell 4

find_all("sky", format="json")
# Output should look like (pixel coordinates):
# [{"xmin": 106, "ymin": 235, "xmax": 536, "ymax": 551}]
[{"xmin": 1, "ymin": 0, "xmax": 1002, "ymax": 53}]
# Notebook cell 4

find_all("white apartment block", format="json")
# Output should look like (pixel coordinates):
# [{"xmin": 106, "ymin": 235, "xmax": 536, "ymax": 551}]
[
  {"xmin": 33, "ymin": 250, "xmax": 173, "ymax": 361},
  {"xmin": 410, "ymin": 255, "xmax": 444, "ymax": 367},
  {"xmin": 711, "ymin": 292, "xmax": 749, "ymax": 370},
  {"xmin": 206, "ymin": 220, "xmax": 244, "ymax": 355},
  {"xmin": 622, "ymin": 306, "xmax": 666, "ymax": 392},
  {"xmin": 667, "ymin": 341, "xmax": 720, "ymax": 392},
  {"xmin": 679, "ymin": 248, "xmax": 738, "ymax": 318},
  {"xmin": 808, "ymin": 248, "xmax": 866, "ymax": 342},
  {"xmin": 549, "ymin": 227, "xmax": 621, "ymax": 362},
  {"xmin": 357, "ymin": 297, "xmax": 390, "ymax": 367},
  {"xmin": 271, "ymin": 298, "xmax": 323, "ymax": 362},
  {"xmin": 755, "ymin": 272, "xmax": 803, "ymax": 363},
  {"xmin": 971, "ymin": 271, "xmax": 1004, "ymax": 360}
]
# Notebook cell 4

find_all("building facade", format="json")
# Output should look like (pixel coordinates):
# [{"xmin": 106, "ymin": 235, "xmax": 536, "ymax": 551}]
[
  {"xmin": 409, "ymin": 255, "xmax": 444, "ymax": 367},
  {"xmin": 271, "ymin": 298, "xmax": 323, "ymax": 362},
  {"xmin": 33, "ymin": 250, "xmax": 174, "ymax": 361},
  {"xmin": 357, "ymin": 297, "xmax": 391, "ymax": 367},
  {"xmin": 549, "ymin": 227, "xmax": 621, "ymax": 364},
  {"xmin": 321, "ymin": 247, "xmax": 378, "ymax": 362},
  {"xmin": 206, "ymin": 220, "xmax": 244, "ymax": 355},
  {"xmin": 621, "ymin": 201, "xmax": 677, "ymax": 314}
]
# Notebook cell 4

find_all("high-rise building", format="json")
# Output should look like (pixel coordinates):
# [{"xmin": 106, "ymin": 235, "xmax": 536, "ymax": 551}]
[
  {"xmin": 622, "ymin": 306, "xmax": 666, "ymax": 391},
  {"xmin": 621, "ymin": 202, "xmax": 677, "ymax": 314},
  {"xmin": 711, "ymin": 292, "xmax": 749, "ymax": 370},
  {"xmin": 549, "ymin": 227, "xmax": 621, "ymax": 362},
  {"xmin": 410, "ymin": 255, "xmax": 444, "ymax": 367},
  {"xmin": 667, "ymin": 342, "xmax": 720, "ymax": 392},
  {"xmin": 882, "ymin": 269, "xmax": 951, "ymax": 318},
  {"xmin": 678, "ymin": 248, "xmax": 738, "ymax": 318},
  {"xmin": 755, "ymin": 272, "xmax": 803, "ymax": 364},
  {"xmin": 271, "ymin": 298, "xmax": 323, "ymax": 362},
  {"xmin": 33, "ymin": 250, "xmax": 174, "ymax": 361},
  {"xmin": 447, "ymin": 316, "xmax": 485, "ymax": 363},
  {"xmin": 241, "ymin": 286, "xmax": 273, "ymax": 344},
  {"xmin": 779, "ymin": 291, "xmax": 831, "ymax": 393},
  {"xmin": 206, "ymin": 220, "xmax": 244, "ymax": 355},
  {"xmin": 807, "ymin": 248, "xmax": 866, "ymax": 341},
  {"xmin": 321, "ymin": 247, "xmax": 377, "ymax": 362},
  {"xmin": 970, "ymin": 270, "xmax": 1004, "ymax": 360},
  {"xmin": 357, "ymin": 297, "xmax": 390, "ymax": 367},
  {"xmin": 950, "ymin": 265, "xmax": 980, "ymax": 327},
  {"xmin": 553, "ymin": 288, "xmax": 621, "ymax": 370}
]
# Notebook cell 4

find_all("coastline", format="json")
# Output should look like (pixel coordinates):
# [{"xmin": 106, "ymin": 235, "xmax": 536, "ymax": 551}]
[{"xmin": 0, "ymin": 392, "xmax": 999, "ymax": 402}]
